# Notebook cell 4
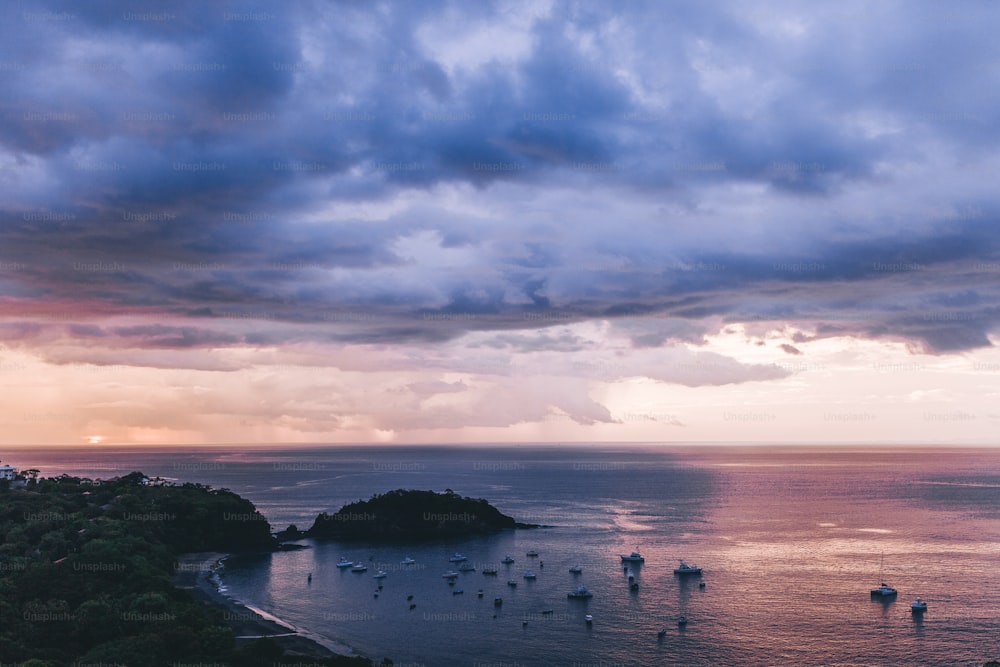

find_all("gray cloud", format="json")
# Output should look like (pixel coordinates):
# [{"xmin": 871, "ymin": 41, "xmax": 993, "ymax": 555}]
[{"xmin": 0, "ymin": 0, "xmax": 997, "ymax": 358}]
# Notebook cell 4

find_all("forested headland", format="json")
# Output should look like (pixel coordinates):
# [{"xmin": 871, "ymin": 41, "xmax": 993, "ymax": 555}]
[{"xmin": 0, "ymin": 472, "xmax": 387, "ymax": 667}]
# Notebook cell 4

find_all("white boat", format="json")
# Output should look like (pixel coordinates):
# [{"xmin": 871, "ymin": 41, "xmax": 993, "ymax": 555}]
[
  {"xmin": 452, "ymin": 589, "xmax": 464, "ymax": 595},
  {"xmin": 523, "ymin": 571, "xmax": 537, "ymax": 579},
  {"xmin": 620, "ymin": 550, "xmax": 645, "ymax": 563},
  {"xmin": 373, "ymin": 570, "xmax": 388, "ymax": 579},
  {"xmin": 442, "ymin": 571, "xmax": 460, "ymax": 579},
  {"xmin": 911, "ymin": 598, "xmax": 928, "ymax": 613},
  {"xmin": 569, "ymin": 565, "xmax": 582, "ymax": 574},
  {"xmin": 494, "ymin": 597, "xmax": 503, "ymax": 606},
  {"xmin": 526, "ymin": 550, "xmax": 539, "ymax": 557},
  {"xmin": 336, "ymin": 558, "xmax": 354, "ymax": 568},
  {"xmin": 351, "ymin": 564, "xmax": 368, "ymax": 572},
  {"xmin": 674, "ymin": 560, "xmax": 702, "ymax": 575},
  {"xmin": 568, "ymin": 586, "xmax": 593, "ymax": 599},
  {"xmin": 501, "ymin": 555, "xmax": 515, "ymax": 564},
  {"xmin": 448, "ymin": 553, "xmax": 468, "ymax": 562},
  {"xmin": 871, "ymin": 582, "xmax": 897, "ymax": 597},
  {"xmin": 400, "ymin": 556, "xmax": 416, "ymax": 565},
  {"xmin": 584, "ymin": 614, "xmax": 593, "ymax": 624},
  {"xmin": 870, "ymin": 553, "xmax": 897, "ymax": 597},
  {"xmin": 507, "ymin": 580, "xmax": 518, "ymax": 587}
]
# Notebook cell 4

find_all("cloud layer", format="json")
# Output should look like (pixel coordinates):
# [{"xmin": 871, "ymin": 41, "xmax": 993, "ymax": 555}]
[{"xmin": 1, "ymin": 1, "xmax": 998, "ymax": 442}]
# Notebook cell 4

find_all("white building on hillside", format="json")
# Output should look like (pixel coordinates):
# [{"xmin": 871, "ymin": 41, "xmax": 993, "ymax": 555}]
[{"xmin": 0, "ymin": 464, "xmax": 17, "ymax": 481}]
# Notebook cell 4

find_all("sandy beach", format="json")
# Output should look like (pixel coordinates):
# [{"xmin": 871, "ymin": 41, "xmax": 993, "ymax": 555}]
[{"xmin": 173, "ymin": 552, "xmax": 358, "ymax": 659}]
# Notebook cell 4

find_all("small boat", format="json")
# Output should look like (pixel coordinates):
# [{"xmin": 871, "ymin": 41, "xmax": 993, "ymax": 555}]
[
  {"xmin": 569, "ymin": 565, "xmax": 582, "ymax": 574},
  {"xmin": 526, "ymin": 550, "xmax": 539, "ymax": 557},
  {"xmin": 373, "ymin": 592, "xmax": 378, "ymax": 598},
  {"xmin": 522, "ymin": 620, "xmax": 528, "ymax": 627},
  {"xmin": 674, "ymin": 560, "xmax": 702, "ymax": 575},
  {"xmin": 373, "ymin": 570, "xmax": 387, "ymax": 579},
  {"xmin": 699, "ymin": 581, "xmax": 706, "ymax": 589},
  {"xmin": 494, "ymin": 597, "xmax": 503, "ymax": 606},
  {"xmin": 401, "ymin": 556, "xmax": 416, "ymax": 565},
  {"xmin": 585, "ymin": 614, "xmax": 593, "ymax": 624},
  {"xmin": 541, "ymin": 609, "xmax": 554, "ymax": 615},
  {"xmin": 477, "ymin": 590, "xmax": 484, "ymax": 598},
  {"xmin": 409, "ymin": 603, "xmax": 416, "ymax": 610},
  {"xmin": 657, "ymin": 629, "xmax": 667, "ymax": 637},
  {"xmin": 523, "ymin": 571, "xmax": 537, "ymax": 579},
  {"xmin": 453, "ymin": 589, "xmax": 464, "ymax": 595},
  {"xmin": 568, "ymin": 586, "xmax": 593, "ymax": 599},
  {"xmin": 627, "ymin": 568, "xmax": 635, "ymax": 581},
  {"xmin": 911, "ymin": 598, "xmax": 928, "ymax": 613},
  {"xmin": 336, "ymin": 558, "xmax": 354, "ymax": 568},
  {"xmin": 458, "ymin": 563, "xmax": 476, "ymax": 572},
  {"xmin": 870, "ymin": 582, "xmax": 897, "ymax": 598},
  {"xmin": 307, "ymin": 573, "xmax": 312, "ymax": 583},
  {"xmin": 406, "ymin": 594, "xmax": 414, "ymax": 601},
  {"xmin": 442, "ymin": 571, "xmax": 460, "ymax": 579},
  {"xmin": 677, "ymin": 616, "xmax": 688, "ymax": 626},
  {"xmin": 870, "ymin": 552, "xmax": 897, "ymax": 598},
  {"xmin": 630, "ymin": 582, "xmax": 639, "ymax": 591},
  {"xmin": 620, "ymin": 550, "xmax": 645, "ymax": 563},
  {"xmin": 501, "ymin": 555, "xmax": 515, "ymax": 564},
  {"xmin": 507, "ymin": 580, "xmax": 518, "ymax": 587},
  {"xmin": 351, "ymin": 564, "xmax": 368, "ymax": 572},
  {"xmin": 482, "ymin": 567, "xmax": 498, "ymax": 575},
  {"xmin": 448, "ymin": 553, "xmax": 468, "ymax": 562}
]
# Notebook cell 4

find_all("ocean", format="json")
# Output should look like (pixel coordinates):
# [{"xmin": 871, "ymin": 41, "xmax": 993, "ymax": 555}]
[{"xmin": 8, "ymin": 444, "xmax": 1000, "ymax": 666}]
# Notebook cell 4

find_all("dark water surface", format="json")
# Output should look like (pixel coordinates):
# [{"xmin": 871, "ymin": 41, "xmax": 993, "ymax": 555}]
[{"xmin": 11, "ymin": 444, "xmax": 1000, "ymax": 666}]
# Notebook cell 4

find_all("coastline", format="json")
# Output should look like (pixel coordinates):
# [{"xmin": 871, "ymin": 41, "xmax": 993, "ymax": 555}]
[{"xmin": 173, "ymin": 551, "xmax": 359, "ymax": 659}]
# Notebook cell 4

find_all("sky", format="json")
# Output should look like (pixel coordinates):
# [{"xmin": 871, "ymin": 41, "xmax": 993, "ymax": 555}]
[{"xmin": 1, "ymin": 0, "xmax": 999, "ymax": 446}]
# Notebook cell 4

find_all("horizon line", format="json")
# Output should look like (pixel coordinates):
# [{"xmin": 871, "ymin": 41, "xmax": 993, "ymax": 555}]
[{"xmin": 2, "ymin": 440, "xmax": 998, "ymax": 449}]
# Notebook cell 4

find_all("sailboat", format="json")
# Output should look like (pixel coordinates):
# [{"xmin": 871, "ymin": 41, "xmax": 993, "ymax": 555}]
[{"xmin": 870, "ymin": 552, "xmax": 897, "ymax": 598}]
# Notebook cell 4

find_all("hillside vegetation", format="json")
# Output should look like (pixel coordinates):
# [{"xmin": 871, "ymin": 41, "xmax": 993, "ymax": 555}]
[
  {"xmin": 307, "ymin": 488, "xmax": 535, "ymax": 540},
  {"xmin": 0, "ymin": 472, "xmax": 383, "ymax": 667}
]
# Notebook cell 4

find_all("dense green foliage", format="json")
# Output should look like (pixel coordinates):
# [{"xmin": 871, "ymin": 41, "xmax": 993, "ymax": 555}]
[
  {"xmin": 308, "ymin": 488, "xmax": 533, "ymax": 540},
  {"xmin": 0, "ymin": 473, "xmax": 384, "ymax": 667}
]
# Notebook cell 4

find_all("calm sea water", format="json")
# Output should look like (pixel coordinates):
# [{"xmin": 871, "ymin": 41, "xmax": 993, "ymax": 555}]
[{"xmin": 9, "ymin": 444, "xmax": 1000, "ymax": 666}]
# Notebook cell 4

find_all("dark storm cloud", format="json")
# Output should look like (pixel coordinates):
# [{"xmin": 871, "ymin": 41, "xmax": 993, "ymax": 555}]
[
  {"xmin": 0, "ymin": 0, "xmax": 998, "ymax": 355},
  {"xmin": 110, "ymin": 324, "xmax": 242, "ymax": 348}
]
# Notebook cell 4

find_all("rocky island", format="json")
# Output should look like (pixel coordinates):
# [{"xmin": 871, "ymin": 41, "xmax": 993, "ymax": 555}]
[{"xmin": 305, "ymin": 488, "xmax": 538, "ymax": 541}]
